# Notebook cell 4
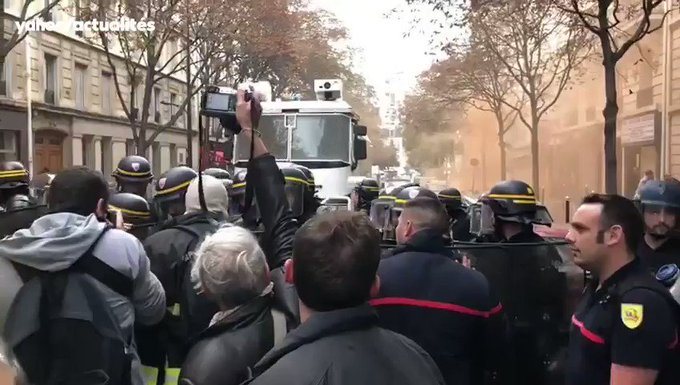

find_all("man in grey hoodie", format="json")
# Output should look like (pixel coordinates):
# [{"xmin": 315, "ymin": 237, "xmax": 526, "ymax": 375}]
[{"xmin": 0, "ymin": 166, "xmax": 166, "ymax": 385}]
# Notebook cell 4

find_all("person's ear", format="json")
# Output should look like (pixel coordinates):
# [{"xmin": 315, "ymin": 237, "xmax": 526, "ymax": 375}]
[
  {"xmin": 370, "ymin": 275, "xmax": 381, "ymax": 298},
  {"xmin": 95, "ymin": 198, "xmax": 107, "ymax": 220},
  {"xmin": 606, "ymin": 225, "xmax": 624, "ymax": 247},
  {"xmin": 284, "ymin": 258, "xmax": 294, "ymax": 284}
]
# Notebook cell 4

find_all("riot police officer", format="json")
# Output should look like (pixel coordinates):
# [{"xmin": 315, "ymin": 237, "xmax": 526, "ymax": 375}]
[
  {"xmin": 636, "ymin": 180, "xmax": 680, "ymax": 274},
  {"xmin": 292, "ymin": 164, "xmax": 320, "ymax": 220},
  {"xmin": 478, "ymin": 180, "xmax": 543, "ymax": 243},
  {"xmin": 112, "ymin": 155, "xmax": 153, "ymax": 198},
  {"xmin": 228, "ymin": 169, "xmax": 261, "ymax": 229},
  {"xmin": 438, "ymin": 187, "xmax": 473, "ymax": 241},
  {"xmin": 152, "ymin": 166, "xmax": 197, "ymax": 221},
  {"xmin": 108, "ymin": 192, "xmax": 155, "ymax": 241},
  {"xmin": 280, "ymin": 166, "xmax": 311, "ymax": 223},
  {"xmin": 477, "ymin": 180, "xmax": 565, "ymax": 385},
  {"xmin": 0, "ymin": 161, "xmax": 35, "ymax": 210},
  {"xmin": 0, "ymin": 161, "xmax": 44, "ymax": 237},
  {"xmin": 352, "ymin": 178, "xmax": 380, "ymax": 213}
]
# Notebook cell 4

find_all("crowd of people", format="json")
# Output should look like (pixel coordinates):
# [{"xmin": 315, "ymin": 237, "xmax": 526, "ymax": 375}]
[{"xmin": 0, "ymin": 90, "xmax": 679, "ymax": 385}]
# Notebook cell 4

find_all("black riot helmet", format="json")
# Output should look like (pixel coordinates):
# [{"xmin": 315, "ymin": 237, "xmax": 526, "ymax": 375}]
[
  {"xmin": 438, "ymin": 187, "xmax": 463, "ymax": 212},
  {"xmin": 112, "ymin": 155, "xmax": 153, "ymax": 184},
  {"xmin": 153, "ymin": 166, "xmax": 197, "ymax": 217},
  {"xmin": 281, "ymin": 166, "xmax": 308, "ymax": 218},
  {"xmin": 204, "ymin": 168, "xmax": 231, "ymax": 181},
  {"xmin": 480, "ymin": 180, "xmax": 538, "ymax": 226},
  {"xmin": 389, "ymin": 186, "xmax": 438, "ymax": 228},
  {"xmin": 227, "ymin": 169, "xmax": 261, "ymax": 227},
  {"xmin": 355, "ymin": 178, "xmax": 380, "ymax": 211},
  {"xmin": 108, "ymin": 192, "xmax": 154, "ymax": 241},
  {"xmin": 0, "ymin": 161, "xmax": 30, "ymax": 190},
  {"xmin": 291, "ymin": 164, "xmax": 320, "ymax": 219},
  {"xmin": 292, "ymin": 164, "xmax": 318, "ymax": 195},
  {"xmin": 637, "ymin": 180, "xmax": 680, "ymax": 238}
]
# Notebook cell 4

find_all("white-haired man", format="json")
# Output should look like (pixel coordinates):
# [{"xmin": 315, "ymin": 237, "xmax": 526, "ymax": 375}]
[{"xmin": 178, "ymin": 225, "xmax": 286, "ymax": 385}]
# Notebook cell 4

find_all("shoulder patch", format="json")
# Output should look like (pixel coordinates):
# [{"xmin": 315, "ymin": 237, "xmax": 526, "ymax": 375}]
[{"xmin": 621, "ymin": 303, "xmax": 644, "ymax": 329}]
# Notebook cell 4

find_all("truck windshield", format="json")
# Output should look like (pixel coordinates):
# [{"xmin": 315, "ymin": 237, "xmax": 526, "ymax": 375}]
[
  {"xmin": 291, "ymin": 115, "xmax": 350, "ymax": 162},
  {"xmin": 235, "ymin": 114, "xmax": 351, "ymax": 162},
  {"xmin": 235, "ymin": 115, "xmax": 288, "ymax": 160}
]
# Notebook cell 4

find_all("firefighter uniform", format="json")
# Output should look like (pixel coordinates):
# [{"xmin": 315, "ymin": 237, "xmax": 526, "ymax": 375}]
[{"xmin": 567, "ymin": 258, "xmax": 679, "ymax": 385}]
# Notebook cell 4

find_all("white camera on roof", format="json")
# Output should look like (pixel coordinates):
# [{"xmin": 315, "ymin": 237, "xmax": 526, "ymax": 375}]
[{"xmin": 314, "ymin": 79, "xmax": 343, "ymax": 101}]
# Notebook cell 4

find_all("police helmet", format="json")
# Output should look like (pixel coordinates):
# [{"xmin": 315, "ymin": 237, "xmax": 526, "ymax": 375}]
[
  {"xmin": 389, "ymin": 186, "xmax": 438, "ymax": 228},
  {"xmin": 154, "ymin": 166, "xmax": 197, "ymax": 203},
  {"xmin": 281, "ymin": 166, "xmax": 308, "ymax": 217},
  {"xmin": 108, "ymin": 192, "xmax": 152, "ymax": 223},
  {"xmin": 292, "ymin": 164, "xmax": 318, "ymax": 194},
  {"xmin": 638, "ymin": 180, "xmax": 680, "ymax": 210},
  {"xmin": 231, "ymin": 170, "xmax": 247, "ymax": 197},
  {"xmin": 204, "ymin": 168, "xmax": 231, "ymax": 180},
  {"xmin": 358, "ymin": 178, "xmax": 380, "ymax": 197},
  {"xmin": 0, "ymin": 161, "xmax": 29, "ymax": 190},
  {"xmin": 481, "ymin": 180, "xmax": 537, "ymax": 224},
  {"xmin": 438, "ymin": 187, "xmax": 463, "ymax": 211},
  {"xmin": 112, "ymin": 155, "xmax": 153, "ymax": 183}
]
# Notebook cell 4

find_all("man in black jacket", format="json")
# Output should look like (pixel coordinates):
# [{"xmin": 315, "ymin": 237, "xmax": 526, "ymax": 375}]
[
  {"xmin": 372, "ymin": 197, "xmax": 505, "ymax": 385},
  {"xmin": 245, "ymin": 211, "xmax": 445, "ymax": 385}
]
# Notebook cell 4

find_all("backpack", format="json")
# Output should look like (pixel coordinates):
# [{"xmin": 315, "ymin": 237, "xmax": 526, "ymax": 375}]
[
  {"xmin": 172, "ymin": 219, "xmax": 221, "ymax": 346},
  {"xmin": 3, "ymin": 226, "xmax": 135, "ymax": 385}
]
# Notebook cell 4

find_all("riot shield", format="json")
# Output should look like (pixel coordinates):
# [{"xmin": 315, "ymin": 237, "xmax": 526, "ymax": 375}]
[{"xmin": 0, "ymin": 205, "xmax": 49, "ymax": 237}]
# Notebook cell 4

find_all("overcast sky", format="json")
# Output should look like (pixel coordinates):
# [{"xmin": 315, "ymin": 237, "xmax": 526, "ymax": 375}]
[{"xmin": 310, "ymin": 0, "xmax": 445, "ymax": 97}]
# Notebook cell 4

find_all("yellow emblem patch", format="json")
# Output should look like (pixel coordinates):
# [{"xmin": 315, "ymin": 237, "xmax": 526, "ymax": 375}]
[{"xmin": 621, "ymin": 303, "xmax": 644, "ymax": 329}]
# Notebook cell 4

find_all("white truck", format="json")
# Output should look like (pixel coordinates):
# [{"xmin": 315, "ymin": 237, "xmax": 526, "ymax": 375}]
[{"xmin": 232, "ymin": 79, "xmax": 368, "ymax": 210}]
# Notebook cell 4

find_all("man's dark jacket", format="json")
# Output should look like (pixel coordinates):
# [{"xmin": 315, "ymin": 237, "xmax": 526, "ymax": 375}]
[
  {"xmin": 372, "ymin": 229, "xmax": 505, "ymax": 385},
  {"xmin": 244, "ymin": 304, "xmax": 446, "ymax": 385},
  {"xmin": 176, "ymin": 154, "xmax": 301, "ymax": 385},
  {"xmin": 179, "ymin": 295, "xmax": 276, "ymax": 385}
]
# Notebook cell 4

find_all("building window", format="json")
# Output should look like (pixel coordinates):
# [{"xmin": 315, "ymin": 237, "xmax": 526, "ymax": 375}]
[
  {"xmin": 0, "ymin": 131, "xmax": 19, "ymax": 161},
  {"xmin": 75, "ymin": 64, "xmax": 87, "ymax": 110},
  {"xmin": 101, "ymin": 71, "xmax": 112, "ymax": 114},
  {"xmin": 170, "ymin": 92, "xmax": 182, "ymax": 126},
  {"xmin": 153, "ymin": 87, "xmax": 161, "ymax": 123},
  {"xmin": 44, "ymin": 54, "xmax": 57, "ymax": 104},
  {"xmin": 178, "ymin": 151, "xmax": 185, "ymax": 165},
  {"xmin": 0, "ymin": 58, "xmax": 7, "ymax": 96},
  {"xmin": 170, "ymin": 143, "xmax": 177, "ymax": 167}
]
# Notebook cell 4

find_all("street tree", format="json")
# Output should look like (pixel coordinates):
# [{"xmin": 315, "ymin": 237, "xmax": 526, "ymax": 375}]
[
  {"xmin": 0, "ymin": 0, "xmax": 60, "ymax": 79},
  {"xmin": 423, "ymin": 48, "xmax": 521, "ymax": 179},
  {"xmin": 401, "ymin": 84, "xmax": 461, "ymax": 170},
  {"xmin": 84, "ymin": 0, "xmax": 233, "ymax": 156},
  {"xmin": 554, "ymin": 0, "xmax": 669, "ymax": 192},
  {"xmin": 467, "ymin": 0, "xmax": 591, "ymax": 190}
]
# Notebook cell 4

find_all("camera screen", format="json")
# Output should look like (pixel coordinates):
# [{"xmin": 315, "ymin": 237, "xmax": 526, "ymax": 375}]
[{"xmin": 205, "ymin": 92, "xmax": 236, "ymax": 112}]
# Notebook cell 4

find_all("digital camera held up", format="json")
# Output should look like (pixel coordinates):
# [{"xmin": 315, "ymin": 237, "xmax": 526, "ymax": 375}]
[{"xmin": 199, "ymin": 83, "xmax": 268, "ymax": 134}]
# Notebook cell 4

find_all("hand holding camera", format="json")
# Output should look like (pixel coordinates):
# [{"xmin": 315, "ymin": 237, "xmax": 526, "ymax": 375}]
[{"xmin": 235, "ymin": 89, "xmax": 262, "ymax": 134}]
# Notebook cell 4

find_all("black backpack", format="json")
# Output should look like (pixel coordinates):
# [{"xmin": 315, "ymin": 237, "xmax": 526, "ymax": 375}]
[
  {"xmin": 172, "ymin": 219, "xmax": 221, "ymax": 345},
  {"xmin": 3, "ymin": 226, "xmax": 135, "ymax": 385}
]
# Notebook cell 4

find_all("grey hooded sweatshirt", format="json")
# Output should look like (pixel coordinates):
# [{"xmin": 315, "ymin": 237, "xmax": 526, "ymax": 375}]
[{"xmin": 0, "ymin": 212, "xmax": 166, "ymax": 385}]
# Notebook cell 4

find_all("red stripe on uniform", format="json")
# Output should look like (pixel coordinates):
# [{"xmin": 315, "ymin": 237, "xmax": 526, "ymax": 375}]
[
  {"xmin": 571, "ymin": 315, "xmax": 605, "ymax": 344},
  {"xmin": 369, "ymin": 297, "xmax": 502, "ymax": 318}
]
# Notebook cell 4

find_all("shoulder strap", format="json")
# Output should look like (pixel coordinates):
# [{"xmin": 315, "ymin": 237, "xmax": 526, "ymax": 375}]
[
  {"xmin": 271, "ymin": 308, "xmax": 287, "ymax": 345},
  {"xmin": 70, "ymin": 226, "xmax": 134, "ymax": 298}
]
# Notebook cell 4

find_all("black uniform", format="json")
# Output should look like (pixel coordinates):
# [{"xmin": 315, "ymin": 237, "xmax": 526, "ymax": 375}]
[
  {"xmin": 639, "ymin": 237, "xmax": 680, "ymax": 276},
  {"xmin": 567, "ymin": 258, "xmax": 679, "ymax": 385}
]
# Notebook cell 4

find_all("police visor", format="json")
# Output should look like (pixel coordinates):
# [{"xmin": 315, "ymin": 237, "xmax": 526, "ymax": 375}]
[{"xmin": 284, "ymin": 179, "xmax": 305, "ymax": 217}]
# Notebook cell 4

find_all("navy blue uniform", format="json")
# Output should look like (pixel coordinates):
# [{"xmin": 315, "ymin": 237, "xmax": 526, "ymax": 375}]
[
  {"xmin": 638, "ymin": 237, "xmax": 680, "ymax": 276},
  {"xmin": 371, "ymin": 230, "xmax": 504, "ymax": 385},
  {"xmin": 567, "ymin": 259, "xmax": 679, "ymax": 385}
]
